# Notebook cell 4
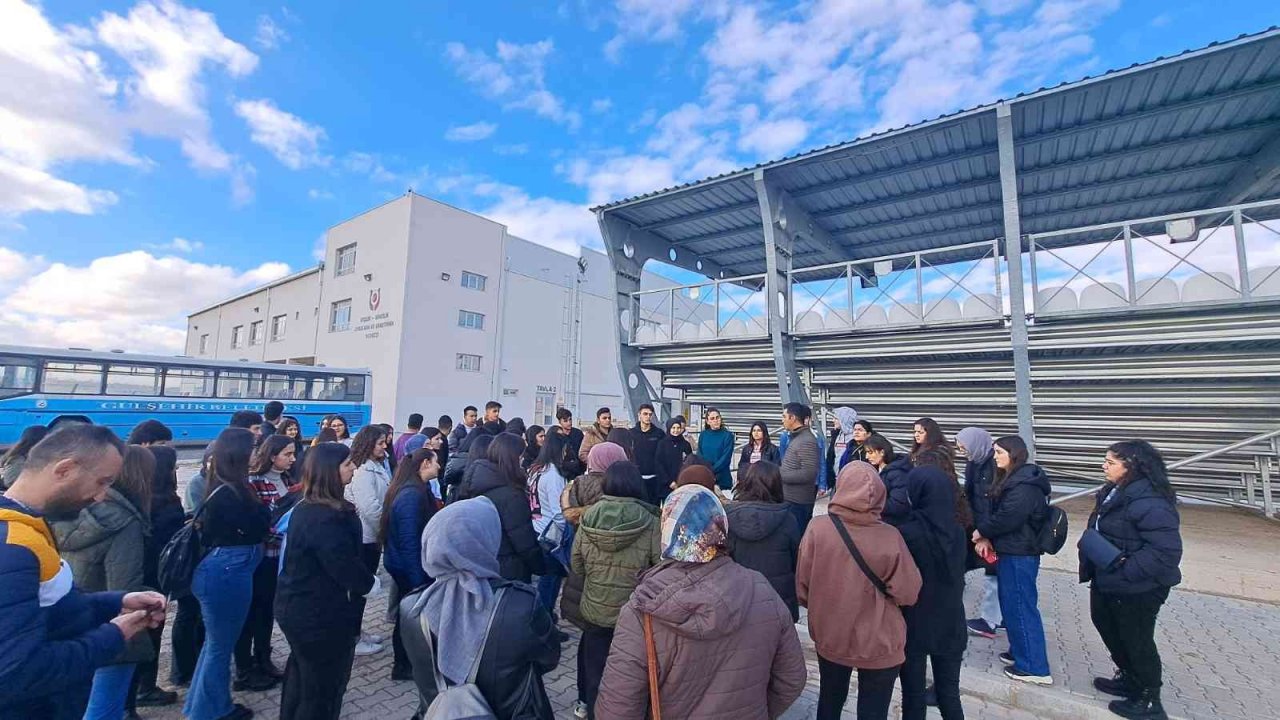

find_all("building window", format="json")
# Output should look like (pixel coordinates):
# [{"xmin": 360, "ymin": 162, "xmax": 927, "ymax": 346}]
[
  {"xmin": 231, "ymin": 325, "xmax": 245, "ymax": 349},
  {"xmin": 458, "ymin": 310, "xmax": 485, "ymax": 330},
  {"xmin": 330, "ymin": 299, "xmax": 352, "ymax": 332},
  {"xmin": 456, "ymin": 353, "xmax": 482, "ymax": 372},
  {"xmin": 334, "ymin": 243, "xmax": 357, "ymax": 277},
  {"xmin": 270, "ymin": 314, "xmax": 287, "ymax": 341},
  {"xmin": 249, "ymin": 320, "xmax": 264, "ymax": 346},
  {"xmin": 198, "ymin": 334, "xmax": 209, "ymax": 354},
  {"xmin": 461, "ymin": 271, "xmax": 487, "ymax": 291}
]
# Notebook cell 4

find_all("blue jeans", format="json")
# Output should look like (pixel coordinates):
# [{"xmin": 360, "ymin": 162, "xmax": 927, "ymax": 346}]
[
  {"xmin": 84, "ymin": 663, "xmax": 135, "ymax": 720},
  {"xmin": 997, "ymin": 554, "xmax": 1051, "ymax": 676},
  {"xmin": 536, "ymin": 545, "xmax": 566, "ymax": 615},
  {"xmin": 184, "ymin": 544, "xmax": 261, "ymax": 720},
  {"xmin": 786, "ymin": 502, "xmax": 815, "ymax": 538}
]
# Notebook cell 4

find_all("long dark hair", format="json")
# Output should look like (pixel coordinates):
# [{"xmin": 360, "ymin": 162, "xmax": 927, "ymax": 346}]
[
  {"xmin": 328, "ymin": 414, "xmax": 350, "ymax": 440},
  {"xmin": 148, "ymin": 445, "xmax": 179, "ymax": 501},
  {"xmin": 349, "ymin": 425, "xmax": 384, "ymax": 468},
  {"xmin": 990, "ymin": 435, "xmax": 1029, "ymax": 498},
  {"xmin": 206, "ymin": 427, "xmax": 255, "ymax": 502},
  {"xmin": 864, "ymin": 433, "xmax": 897, "ymax": 464},
  {"xmin": 275, "ymin": 416, "xmax": 305, "ymax": 445},
  {"xmin": 736, "ymin": 460, "xmax": 783, "ymax": 503},
  {"xmin": 301, "ymin": 442, "xmax": 353, "ymax": 511},
  {"xmin": 531, "ymin": 430, "xmax": 570, "ymax": 478},
  {"xmin": 748, "ymin": 421, "xmax": 775, "ymax": 450},
  {"xmin": 911, "ymin": 417, "xmax": 949, "ymax": 458},
  {"xmin": 114, "ymin": 445, "xmax": 155, "ymax": 517},
  {"xmin": 1107, "ymin": 440, "xmax": 1173, "ymax": 497},
  {"xmin": 488, "ymin": 433, "xmax": 527, "ymax": 489},
  {"xmin": 249, "ymin": 435, "xmax": 295, "ymax": 477},
  {"xmin": 603, "ymin": 461, "xmax": 646, "ymax": 500},
  {"xmin": 912, "ymin": 448, "xmax": 973, "ymax": 528},
  {"xmin": 2, "ymin": 425, "xmax": 48, "ymax": 464},
  {"xmin": 379, "ymin": 448, "xmax": 438, "ymax": 545},
  {"xmin": 522, "ymin": 425, "xmax": 544, "ymax": 466}
]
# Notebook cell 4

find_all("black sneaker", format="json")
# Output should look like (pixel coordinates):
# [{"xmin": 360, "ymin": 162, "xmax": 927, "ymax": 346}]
[
  {"xmin": 1108, "ymin": 688, "xmax": 1168, "ymax": 720},
  {"xmin": 1005, "ymin": 666, "xmax": 1053, "ymax": 686},
  {"xmin": 257, "ymin": 659, "xmax": 285, "ymax": 680},
  {"xmin": 966, "ymin": 618, "xmax": 999, "ymax": 638},
  {"xmin": 216, "ymin": 704, "xmax": 255, "ymax": 720},
  {"xmin": 998, "ymin": 651, "xmax": 1016, "ymax": 666},
  {"xmin": 232, "ymin": 670, "xmax": 278, "ymax": 692},
  {"xmin": 391, "ymin": 664, "xmax": 414, "ymax": 681},
  {"xmin": 1094, "ymin": 669, "xmax": 1138, "ymax": 698},
  {"xmin": 134, "ymin": 687, "xmax": 179, "ymax": 706}
]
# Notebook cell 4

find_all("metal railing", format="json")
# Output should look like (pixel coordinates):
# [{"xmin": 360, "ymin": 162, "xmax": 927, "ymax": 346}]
[
  {"xmin": 627, "ymin": 274, "xmax": 769, "ymax": 345},
  {"xmin": 1050, "ymin": 426, "xmax": 1280, "ymax": 517}
]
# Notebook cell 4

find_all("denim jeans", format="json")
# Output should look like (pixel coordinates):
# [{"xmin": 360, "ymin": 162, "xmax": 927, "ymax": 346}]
[
  {"xmin": 981, "ymin": 573, "xmax": 1002, "ymax": 626},
  {"xmin": 184, "ymin": 544, "xmax": 261, "ymax": 720},
  {"xmin": 84, "ymin": 664, "xmax": 136, "ymax": 720},
  {"xmin": 997, "ymin": 554, "xmax": 1051, "ymax": 676},
  {"xmin": 786, "ymin": 502, "xmax": 815, "ymax": 538},
  {"xmin": 536, "ymin": 546, "xmax": 566, "ymax": 614}
]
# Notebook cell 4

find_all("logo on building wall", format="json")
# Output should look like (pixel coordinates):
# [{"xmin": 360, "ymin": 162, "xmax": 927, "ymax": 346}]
[{"xmin": 369, "ymin": 288, "xmax": 381, "ymax": 311}]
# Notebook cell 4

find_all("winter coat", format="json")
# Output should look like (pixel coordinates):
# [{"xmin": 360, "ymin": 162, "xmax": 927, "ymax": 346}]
[
  {"xmin": 737, "ymin": 442, "xmax": 781, "ymax": 478},
  {"xmin": 383, "ymin": 480, "xmax": 437, "ymax": 591},
  {"xmin": 274, "ymin": 500, "xmax": 375, "ymax": 640},
  {"xmin": 50, "ymin": 489, "xmax": 154, "ymax": 665},
  {"xmin": 696, "ymin": 428, "xmax": 736, "ymax": 490},
  {"xmin": 596, "ymin": 555, "xmax": 807, "ymax": 720},
  {"xmin": 894, "ymin": 466, "xmax": 968, "ymax": 656},
  {"xmin": 571, "ymin": 496, "xmax": 661, "ymax": 628},
  {"xmin": 963, "ymin": 456, "xmax": 996, "ymax": 528},
  {"xmin": 796, "ymin": 465, "xmax": 922, "ymax": 670},
  {"xmin": 579, "ymin": 424, "xmax": 610, "ymax": 466},
  {"xmin": 877, "ymin": 456, "xmax": 914, "ymax": 524},
  {"xmin": 725, "ymin": 501, "xmax": 801, "ymax": 621},
  {"xmin": 838, "ymin": 442, "xmax": 868, "ymax": 472},
  {"xmin": 561, "ymin": 471, "xmax": 605, "ymax": 527},
  {"xmin": 629, "ymin": 424, "xmax": 665, "ymax": 477},
  {"xmin": 559, "ymin": 427, "xmax": 587, "ymax": 479},
  {"xmin": 779, "ymin": 427, "xmax": 820, "ymax": 504},
  {"xmin": 1079, "ymin": 478, "xmax": 1182, "ymax": 595},
  {"xmin": 346, "ymin": 459, "xmax": 391, "ymax": 544},
  {"xmin": 457, "ymin": 460, "xmax": 545, "ymax": 582},
  {"xmin": 653, "ymin": 435, "xmax": 692, "ymax": 500},
  {"xmin": 976, "ymin": 463, "xmax": 1051, "ymax": 557}
]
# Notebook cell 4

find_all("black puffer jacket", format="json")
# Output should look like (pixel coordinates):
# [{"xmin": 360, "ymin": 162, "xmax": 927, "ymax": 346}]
[
  {"xmin": 1079, "ymin": 478, "xmax": 1182, "ymax": 595},
  {"xmin": 458, "ymin": 460, "xmax": 545, "ymax": 582},
  {"xmin": 275, "ymin": 500, "xmax": 375, "ymax": 640},
  {"xmin": 725, "ymin": 501, "xmax": 801, "ymax": 621},
  {"xmin": 878, "ymin": 456, "xmax": 914, "ymax": 524},
  {"xmin": 976, "ymin": 463, "xmax": 1050, "ymax": 557},
  {"xmin": 736, "ymin": 444, "xmax": 781, "ymax": 479},
  {"xmin": 963, "ymin": 456, "xmax": 996, "ymax": 528}
]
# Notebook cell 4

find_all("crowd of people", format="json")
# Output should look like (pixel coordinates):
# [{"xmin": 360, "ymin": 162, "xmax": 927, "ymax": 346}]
[{"xmin": 0, "ymin": 399, "xmax": 1184, "ymax": 720}]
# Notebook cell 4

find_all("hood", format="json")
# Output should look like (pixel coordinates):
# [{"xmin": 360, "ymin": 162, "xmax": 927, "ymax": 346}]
[
  {"xmin": 830, "ymin": 461, "xmax": 886, "ymax": 525},
  {"xmin": 725, "ymin": 501, "xmax": 791, "ymax": 541},
  {"xmin": 632, "ymin": 555, "xmax": 756, "ymax": 640},
  {"xmin": 1000, "ymin": 463, "xmax": 1050, "ymax": 496},
  {"xmin": 0, "ymin": 495, "xmax": 51, "ymax": 540},
  {"xmin": 464, "ymin": 459, "xmax": 506, "ymax": 495},
  {"xmin": 834, "ymin": 407, "xmax": 858, "ymax": 443},
  {"xmin": 580, "ymin": 496, "xmax": 658, "ymax": 552},
  {"xmin": 50, "ymin": 489, "xmax": 147, "ymax": 552}
]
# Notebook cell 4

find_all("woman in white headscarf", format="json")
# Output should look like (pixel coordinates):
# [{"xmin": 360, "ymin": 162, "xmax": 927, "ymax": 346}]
[{"xmin": 956, "ymin": 426, "xmax": 1002, "ymax": 639}]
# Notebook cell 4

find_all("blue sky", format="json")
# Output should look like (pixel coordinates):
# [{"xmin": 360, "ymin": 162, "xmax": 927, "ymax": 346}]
[{"xmin": 1, "ymin": 0, "xmax": 1276, "ymax": 352}]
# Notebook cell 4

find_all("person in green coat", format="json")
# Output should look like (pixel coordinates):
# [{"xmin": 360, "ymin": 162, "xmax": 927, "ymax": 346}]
[
  {"xmin": 697, "ymin": 408, "xmax": 736, "ymax": 491},
  {"xmin": 571, "ymin": 461, "xmax": 661, "ymax": 720}
]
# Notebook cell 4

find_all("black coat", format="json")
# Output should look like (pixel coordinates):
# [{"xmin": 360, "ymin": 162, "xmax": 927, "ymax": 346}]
[
  {"xmin": 275, "ymin": 501, "xmax": 376, "ymax": 640},
  {"xmin": 725, "ymin": 502, "xmax": 800, "ymax": 621},
  {"xmin": 476, "ymin": 581, "xmax": 563, "ymax": 719},
  {"xmin": 878, "ymin": 456, "xmax": 914, "ymax": 524},
  {"xmin": 976, "ymin": 464, "xmax": 1050, "ymax": 557},
  {"xmin": 963, "ymin": 456, "xmax": 996, "ymax": 528},
  {"xmin": 653, "ymin": 435, "xmax": 692, "ymax": 497},
  {"xmin": 458, "ymin": 461, "xmax": 546, "ymax": 582},
  {"xmin": 630, "ymin": 425, "xmax": 665, "ymax": 477},
  {"xmin": 736, "ymin": 443, "xmax": 781, "ymax": 479},
  {"xmin": 1079, "ymin": 478, "xmax": 1182, "ymax": 595},
  {"xmin": 559, "ymin": 428, "xmax": 587, "ymax": 479},
  {"xmin": 895, "ymin": 466, "xmax": 968, "ymax": 656}
]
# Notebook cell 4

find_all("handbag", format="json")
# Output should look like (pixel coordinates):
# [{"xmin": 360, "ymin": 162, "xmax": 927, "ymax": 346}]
[
  {"xmin": 828, "ymin": 514, "xmax": 891, "ymax": 598},
  {"xmin": 157, "ymin": 484, "xmax": 227, "ymax": 599},
  {"xmin": 644, "ymin": 613, "xmax": 662, "ymax": 720},
  {"xmin": 419, "ymin": 587, "xmax": 507, "ymax": 720}
]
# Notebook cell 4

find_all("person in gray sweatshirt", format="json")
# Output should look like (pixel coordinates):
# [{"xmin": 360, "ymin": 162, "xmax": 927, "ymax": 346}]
[{"xmin": 779, "ymin": 402, "xmax": 820, "ymax": 536}]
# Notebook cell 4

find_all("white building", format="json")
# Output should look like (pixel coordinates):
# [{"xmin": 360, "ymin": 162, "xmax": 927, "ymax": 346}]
[{"xmin": 186, "ymin": 191, "xmax": 667, "ymax": 427}]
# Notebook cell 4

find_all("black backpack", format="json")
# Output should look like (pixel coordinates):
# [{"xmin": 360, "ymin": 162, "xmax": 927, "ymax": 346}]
[
  {"xmin": 1037, "ymin": 501, "xmax": 1069, "ymax": 555},
  {"xmin": 157, "ymin": 485, "xmax": 226, "ymax": 598}
]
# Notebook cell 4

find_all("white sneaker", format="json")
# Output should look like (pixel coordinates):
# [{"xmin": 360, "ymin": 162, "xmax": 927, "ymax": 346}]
[
  {"xmin": 354, "ymin": 640, "xmax": 384, "ymax": 656},
  {"xmin": 573, "ymin": 701, "xmax": 589, "ymax": 718},
  {"xmin": 362, "ymin": 633, "xmax": 386, "ymax": 645}
]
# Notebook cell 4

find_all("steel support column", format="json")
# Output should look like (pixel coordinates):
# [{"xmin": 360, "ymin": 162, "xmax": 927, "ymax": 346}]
[
  {"xmin": 754, "ymin": 169, "xmax": 810, "ymax": 407},
  {"xmin": 996, "ymin": 103, "xmax": 1037, "ymax": 457}
]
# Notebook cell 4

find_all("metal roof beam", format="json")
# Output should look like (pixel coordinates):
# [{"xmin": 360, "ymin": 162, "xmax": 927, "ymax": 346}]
[
  {"xmin": 596, "ymin": 212, "xmax": 742, "ymax": 282},
  {"xmin": 1211, "ymin": 127, "xmax": 1280, "ymax": 206},
  {"xmin": 758, "ymin": 174, "xmax": 847, "ymax": 265},
  {"xmin": 637, "ymin": 200, "xmax": 759, "ymax": 232},
  {"xmin": 754, "ymin": 169, "xmax": 809, "ymax": 405}
]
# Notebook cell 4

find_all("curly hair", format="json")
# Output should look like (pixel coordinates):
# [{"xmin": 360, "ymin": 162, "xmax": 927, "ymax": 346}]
[
  {"xmin": 348, "ymin": 425, "xmax": 384, "ymax": 468},
  {"xmin": 1107, "ymin": 439, "xmax": 1173, "ymax": 497}
]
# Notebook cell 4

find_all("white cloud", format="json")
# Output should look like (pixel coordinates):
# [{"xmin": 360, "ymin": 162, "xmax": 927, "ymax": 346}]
[
  {"xmin": 564, "ymin": 154, "xmax": 679, "ymax": 207},
  {"xmin": 0, "ymin": 156, "xmax": 119, "ymax": 215},
  {"xmin": 471, "ymin": 183, "xmax": 599, "ymax": 256},
  {"xmin": 254, "ymin": 14, "xmax": 288, "ymax": 50},
  {"xmin": 234, "ymin": 98, "xmax": 328, "ymax": 169},
  {"xmin": 144, "ymin": 236, "xmax": 203, "ymax": 253},
  {"xmin": 604, "ymin": 0, "xmax": 708, "ymax": 60},
  {"xmin": 0, "ymin": 246, "xmax": 290, "ymax": 353},
  {"xmin": 344, "ymin": 152, "xmax": 399, "ymax": 183},
  {"xmin": 737, "ymin": 114, "xmax": 808, "ymax": 159},
  {"xmin": 307, "ymin": 188, "xmax": 334, "ymax": 200},
  {"xmin": 590, "ymin": 98, "xmax": 613, "ymax": 114},
  {"xmin": 494, "ymin": 144, "xmax": 529, "ymax": 156},
  {"xmin": 445, "ymin": 121, "xmax": 498, "ymax": 142},
  {"xmin": 230, "ymin": 161, "xmax": 255, "ymax": 206},
  {"xmin": 445, "ymin": 39, "xmax": 581, "ymax": 129}
]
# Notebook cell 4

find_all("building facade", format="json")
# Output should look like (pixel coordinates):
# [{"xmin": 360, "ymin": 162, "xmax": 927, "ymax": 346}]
[{"xmin": 186, "ymin": 192, "xmax": 665, "ymax": 426}]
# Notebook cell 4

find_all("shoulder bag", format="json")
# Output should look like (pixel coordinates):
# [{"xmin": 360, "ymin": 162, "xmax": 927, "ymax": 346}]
[
  {"xmin": 420, "ymin": 587, "xmax": 507, "ymax": 720},
  {"xmin": 644, "ymin": 613, "xmax": 662, "ymax": 720},
  {"xmin": 828, "ymin": 513, "xmax": 891, "ymax": 598}
]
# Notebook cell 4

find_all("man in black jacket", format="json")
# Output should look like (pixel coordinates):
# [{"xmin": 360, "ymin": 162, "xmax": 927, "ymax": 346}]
[
  {"xmin": 629, "ymin": 404, "xmax": 664, "ymax": 483},
  {"xmin": 553, "ymin": 408, "xmax": 586, "ymax": 479}
]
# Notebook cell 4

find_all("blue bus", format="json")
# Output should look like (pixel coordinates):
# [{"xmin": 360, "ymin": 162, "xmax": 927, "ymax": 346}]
[{"xmin": 0, "ymin": 345, "xmax": 372, "ymax": 446}]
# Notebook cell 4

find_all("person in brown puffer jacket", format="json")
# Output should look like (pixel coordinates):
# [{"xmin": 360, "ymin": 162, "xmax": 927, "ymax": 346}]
[
  {"xmin": 596, "ymin": 484, "xmax": 807, "ymax": 720},
  {"xmin": 798, "ymin": 460, "xmax": 922, "ymax": 720}
]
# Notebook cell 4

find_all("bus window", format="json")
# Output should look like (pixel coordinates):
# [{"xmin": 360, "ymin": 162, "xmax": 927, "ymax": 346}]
[
  {"xmin": 106, "ymin": 365, "xmax": 162, "ymax": 396},
  {"xmin": 264, "ymin": 374, "xmax": 291, "ymax": 399},
  {"xmin": 217, "ymin": 371, "xmax": 263, "ymax": 399},
  {"xmin": 289, "ymin": 377, "xmax": 310, "ymax": 399},
  {"xmin": 42, "ymin": 362, "xmax": 105, "ymax": 395},
  {"xmin": 345, "ymin": 375, "xmax": 366, "ymax": 401},
  {"xmin": 163, "ymin": 367, "xmax": 215, "ymax": 397},
  {"xmin": 309, "ymin": 376, "xmax": 348, "ymax": 401},
  {"xmin": 0, "ymin": 359, "xmax": 36, "ymax": 399}
]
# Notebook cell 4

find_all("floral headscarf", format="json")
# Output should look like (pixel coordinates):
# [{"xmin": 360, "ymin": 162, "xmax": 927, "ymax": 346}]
[{"xmin": 660, "ymin": 484, "xmax": 728, "ymax": 563}]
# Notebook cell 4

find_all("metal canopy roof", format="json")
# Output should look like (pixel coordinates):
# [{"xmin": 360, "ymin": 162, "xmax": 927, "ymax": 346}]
[{"xmin": 595, "ymin": 28, "xmax": 1280, "ymax": 277}]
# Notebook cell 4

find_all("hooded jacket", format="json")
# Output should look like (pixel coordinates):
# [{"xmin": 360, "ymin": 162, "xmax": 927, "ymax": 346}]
[
  {"xmin": 458, "ymin": 460, "xmax": 545, "ymax": 582},
  {"xmin": 653, "ymin": 427, "xmax": 692, "ymax": 501},
  {"xmin": 725, "ymin": 501, "xmax": 801, "ymax": 621},
  {"xmin": 1079, "ymin": 478, "xmax": 1182, "ymax": 595},
  {"xmin": 877, "ymin": 456, "xmax": 914, "ymax": 524},
  {"xmin": 779, "ymin": 427, "xmax": 820, "ymax": 504},
  {"xmin": 579, "ymin": 423, "xmax": 611, "ymax": 466},
  {"xmin": 796, "ymin": 462, "xmax": 922, "ymax": 670},
  {"xmin": 696, "ymin": 427, "xmax": 736, "ymax": 490},
  {"xmin": 595, "ymin": 555, "xmax": 807, "ymax": 720},
  {"xmin": 894, "ymin": 466, "xmax": 968, "ymax": 656},
  {"xmin": 976, "ymin": 463, "xmax": 1051, "ymax": 557},
  {"xmin": 0, "ymin": 496, "xmax": 126, "ymax": 719},
  {"xmin": 629, "ymin": 423, "xmax": 665, "ymax": 477},
  {"xmin": 571, "ymin": 496, "xmax": 661, "ymax": 628}
]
